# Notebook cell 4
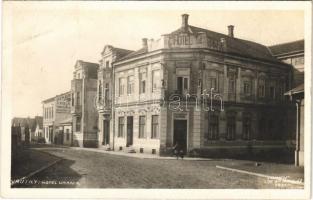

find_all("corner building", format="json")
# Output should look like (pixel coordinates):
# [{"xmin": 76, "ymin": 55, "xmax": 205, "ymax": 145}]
[{"xmin": 99, "ymin": 14, "xmax": 293, "ymax": 157}]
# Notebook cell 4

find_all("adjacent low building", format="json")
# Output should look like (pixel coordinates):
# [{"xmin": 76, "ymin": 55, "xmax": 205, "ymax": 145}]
[
  {"xmin": 285, "ymin": 84, "xmax": 304, "ymax": 166},
  {"xmin": 269, "ymin": 40, "xmax": 304, "ymax": 87},
  {"xmin": 42, "ymin": 92, "xmax": 71, "ymax": 144}
]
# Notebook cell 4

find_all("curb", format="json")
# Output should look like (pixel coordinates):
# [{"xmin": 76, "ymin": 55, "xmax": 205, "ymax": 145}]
[
  {"xmin": 216, "ymin": 165, "xmax": 304, "ymax": 186},
  {"xmin": 69, "ymin": 147, "xmax": 212, "ymax": 161},
  {"xmin": 11, "ymin": 158, "xmax": 63, "ymax": 187}
]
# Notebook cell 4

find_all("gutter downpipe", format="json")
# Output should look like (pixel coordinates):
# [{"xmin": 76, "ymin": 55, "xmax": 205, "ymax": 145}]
[
  {"xmin": 112, "ymin": 61, "xmax": 115, "ymax": 151},
  {"xmin": 295, "ymin": 99, "xmax": 301, "ymax": 166}
]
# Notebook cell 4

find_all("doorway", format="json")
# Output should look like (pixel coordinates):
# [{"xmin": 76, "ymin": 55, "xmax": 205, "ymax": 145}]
[
  {"xmin": 103, "ymin": 120, "xmax": 110, "ymax": 145},
  {"xmin": 126, "ymin": 116, "xmax": 133, "ymax": 147},
  {"xmin": 173, "ymin": 120, "xmax": 187, "ymax": 154}
]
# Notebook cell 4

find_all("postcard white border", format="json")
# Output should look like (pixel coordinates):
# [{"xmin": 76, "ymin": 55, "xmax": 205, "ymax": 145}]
[{"xmin": 1, "ymin": 1, "xmax": 311, "ymax": 199}]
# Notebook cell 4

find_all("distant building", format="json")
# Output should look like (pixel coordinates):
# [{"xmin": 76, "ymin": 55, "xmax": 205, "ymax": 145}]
[
  {"xmin": 269, "ymin": 40, "xmax": 304, "ymax": 87},
  {"xmin": 32, "ymin": 116, "xmax": 43, "ymax": 142},
  {"xmin": 11, "ymin": 116, "xmax": 43, "ymax": 143},
  {"xmin": 95, "ymin": 14, "xmax": 293, "ymax": 158},
  {"xmin": 71, "ymin": 60, "xmax": 99, "ymax": 147},
  {"xmin": 42, "ymin": 92, "xmax": 71, "ymax": 144}
]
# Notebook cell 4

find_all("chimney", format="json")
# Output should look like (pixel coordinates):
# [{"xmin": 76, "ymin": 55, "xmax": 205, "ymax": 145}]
[
  {"xmin": 181, "ymin": 14, "xmax": 189, "ymax": 28},
  {"xmin": 142, "ymin": 38, "xmax": 148, "ymax": 48},
  {"xmin": 228, "ymin": 25, "xmax": 234, "ymax": 38}
]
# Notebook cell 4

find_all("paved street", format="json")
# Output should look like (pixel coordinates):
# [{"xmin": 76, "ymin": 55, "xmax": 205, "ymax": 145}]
[{"xmin": 14, "ymin": 146, "xmax": 303, "ymax": 189}]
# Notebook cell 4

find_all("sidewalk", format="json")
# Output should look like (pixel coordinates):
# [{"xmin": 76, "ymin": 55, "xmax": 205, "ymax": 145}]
[
  {"xmin": 69, "ymin": 146, "xmax": 212, "ymax": 161},
  {"xmin": 216, "ymin": 159, "xmax": 304, "ymax": 185}
]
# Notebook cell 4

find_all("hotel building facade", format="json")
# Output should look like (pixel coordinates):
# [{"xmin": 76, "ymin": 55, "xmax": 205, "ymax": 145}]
[{"xmin": 95, "ymin": 14, "xmax": 295, "ymax": 157}]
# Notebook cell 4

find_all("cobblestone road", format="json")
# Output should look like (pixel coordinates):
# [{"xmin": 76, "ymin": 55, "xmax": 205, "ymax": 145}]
[{"xmin": 21, "ymin": 147, "xmax": 304, "ymax": 189}]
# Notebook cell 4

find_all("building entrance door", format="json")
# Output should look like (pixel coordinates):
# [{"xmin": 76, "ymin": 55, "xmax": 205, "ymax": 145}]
[
  {"xmin": 49, "ymin": 126, "xmax": 53, "ymax": 143},
  {"xmin": 126, "ymin": 116, "xmax": 133, "ymax": 147},
  {"xmin": 173, "ymin": 120, "xmax": 187, "ymax": 154},
  {"xmin": 103, "ymin": 120, "xmax": 110, "ymax": 145}
]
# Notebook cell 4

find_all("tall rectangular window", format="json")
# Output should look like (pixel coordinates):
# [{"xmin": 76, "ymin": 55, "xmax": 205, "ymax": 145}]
[
  {"xmin": 177, "ymin": 76, "xmax": 189, "ymax": 94},
  {"xmin": 226, "ymin": 114, "xmax": 236, "ymax": 140},
  {"xmin": 105, "ymin": 83, "xmax": 109, "ymax": 104},
  {"xmin": 152, "ymin": 70, "xmax": 161, "ymax": 92},
  {"xmin": 66, "ymin": 129, "xmax": 70, "ymax": 140},
  {"xmin": 229, "ymin": 75, "xmax": 236, "ymax": 93},
  {"xmin": 76, "ymin": 92, "xmax": 81, "ymax": 105},
  {"xmin": 98, "ymin": 81, "xmax": 102, "ymax": 101},
  {"xmin": 151, "ymin": 115, "xmax": 159, "ymax": 139},
  {"xmin": 258, "ymin": 79, "xmax": 265, "ymax": 98},
  {"xmin": 243, "ymin": 81, "xmax": 252, "ymax": 95},
  {"xmin": 208, "ymin": 114, "xmax": 219, "ymax": 140},
  {"xmin": 127, "ymin": 75, "xmax": 134, "ymax": 95},
  {"xmin": 139, "ymin": 72, "xmax": 146, "ymax": 94},
  {"xmin": 76, "ymin": 116, "xmax": 81, "ymax": 132},
  {"xmin": 139, "ymin": 116, "xmax": 146, "ymax": 138},
  {"xmin": 118, "ymin": 117, "xmax": 124, "ymax": 137},
  {"xmin": 119, "ymin": 78, "xmax": 124, "ymax": 96},
  {"xmin": 242, "ymin": 114, "xmax": 252, "ymax": 140},
  {"xmin": 106, "ymin": 61, "xmax": 110, "ymax": 68},
  {"xmin": 270, "ymin": 86, "xmax": 275, "ymax": 100}
]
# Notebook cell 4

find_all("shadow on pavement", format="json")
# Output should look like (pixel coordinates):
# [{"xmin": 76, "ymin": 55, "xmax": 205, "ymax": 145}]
[{"xmin": 13, "ymin": 158, "xmax": 82, "ymax": 188}]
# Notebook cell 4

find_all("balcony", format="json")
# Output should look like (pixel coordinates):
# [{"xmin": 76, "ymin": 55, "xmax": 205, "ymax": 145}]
[{"xmin": 97, "ymin": 99, "xmax": 112, "ymax": 114}]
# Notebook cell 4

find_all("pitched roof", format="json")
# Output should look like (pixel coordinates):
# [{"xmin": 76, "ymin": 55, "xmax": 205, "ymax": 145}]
[
  {"xmin": 170, "ymin": 25, "xmax": 279, "ymax": 62},
  {"xmin": 11, "ymin": 117, "xmax": 35, "ymax": 128},
  {"xmin": 269, "ymin": 40, "xmax": 304, "ymax": 56},
  {"xmin": 11, "ymin": 116, "xmax": 44, "ymax": 131},
  {"xmin": 113, "ymin": 47, "xmax": 134, "ymax": 58},
  {"xmin": 117, "ymin": 25, "xmax": 284, "ymax": 64},
  {"xmin": 118, "ymin": 47, "xmax": 147, "ymax": 61}
]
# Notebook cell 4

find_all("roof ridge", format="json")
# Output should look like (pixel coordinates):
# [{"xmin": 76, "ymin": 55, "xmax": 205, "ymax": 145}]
[{"xmin": 269, "ymin": 39, "xmax": 304, "ymax": 48}]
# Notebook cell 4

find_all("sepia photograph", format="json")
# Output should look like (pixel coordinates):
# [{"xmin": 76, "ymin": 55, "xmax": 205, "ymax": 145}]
[{"xmin": 1, "ymin": 1, "xmax": 311, "ymax": 199}]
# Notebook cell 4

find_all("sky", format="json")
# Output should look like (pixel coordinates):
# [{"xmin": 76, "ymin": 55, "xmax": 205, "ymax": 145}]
[{"xmin": 3, "ymin": 2, "xmax": 305, "ymax": 118}]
